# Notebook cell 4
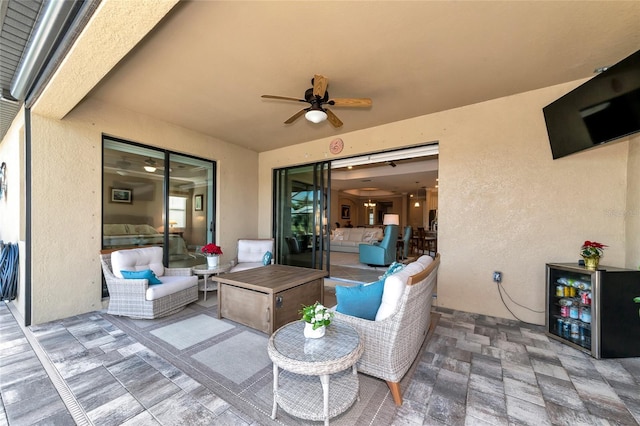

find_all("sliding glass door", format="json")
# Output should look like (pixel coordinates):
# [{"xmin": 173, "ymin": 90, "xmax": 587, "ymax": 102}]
[
  {"xmin": 167, "ymin": 153, "xmax": 216, "ymax": 267},
  {"xmin": 102, "ymin": 137, "xmax": 216, "ymax": 282},
  {"xmin": 273, "ymin": 162, "xmax": 329, "ymax": 270}
]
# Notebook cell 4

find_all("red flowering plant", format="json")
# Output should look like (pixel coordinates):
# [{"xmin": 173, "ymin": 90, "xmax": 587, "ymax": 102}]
[
  {"xmin": 580, "ymin": 241, "xmax": 607, "ymax": 258},
  {"xmin": 201, "ymin": 243, "xmax": 223, "ymax": 256}
]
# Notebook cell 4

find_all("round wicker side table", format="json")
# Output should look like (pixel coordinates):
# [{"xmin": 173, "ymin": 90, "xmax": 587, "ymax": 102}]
[
  {"xmin": 191, "ymin": 263, "xmax": 231, "ymax": 301},
  {"xmin": 267, "ymin": 320, "xmax": 363, "ymax": 426}
]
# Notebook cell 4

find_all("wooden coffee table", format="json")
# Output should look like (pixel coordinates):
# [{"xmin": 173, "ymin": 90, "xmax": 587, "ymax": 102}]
[{"xmin": 215, "ymin": 264, "xmax": 327, "ymax": 334}]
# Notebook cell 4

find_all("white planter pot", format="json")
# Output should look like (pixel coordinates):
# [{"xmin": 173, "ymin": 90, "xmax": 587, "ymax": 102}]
[
  {"xmin": 303, "ymin": 322, "xmax": 325, "ymax": 339},
  {"xmin": 206, "ymin": 255, "xmax": 219, "ymax": 268}
]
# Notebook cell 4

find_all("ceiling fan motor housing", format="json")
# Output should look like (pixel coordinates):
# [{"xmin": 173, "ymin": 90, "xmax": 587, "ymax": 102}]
[{"xmin": 304, "ymin": 87, "xmax": 329, "ymax": 105}]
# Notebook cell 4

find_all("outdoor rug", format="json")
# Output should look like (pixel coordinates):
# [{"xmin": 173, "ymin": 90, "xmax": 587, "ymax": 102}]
[{"xmin": 105, "ymin": 300, "xmax": 439, "ymax": 425}]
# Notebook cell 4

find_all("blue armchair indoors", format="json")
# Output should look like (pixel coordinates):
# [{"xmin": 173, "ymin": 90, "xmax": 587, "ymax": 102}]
[
  {"xmin": 359, "ymin": 221, "xmax": 400, "ymax": 266},
  {"xmin": 401, "ymin": 225, "xmax": 412, "ymax": 259}
]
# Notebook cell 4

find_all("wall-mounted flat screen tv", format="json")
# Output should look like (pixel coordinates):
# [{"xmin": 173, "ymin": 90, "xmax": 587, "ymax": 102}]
[{"xmin": 543, "ymin": 49, "xmax": 640, "ymax": 159}]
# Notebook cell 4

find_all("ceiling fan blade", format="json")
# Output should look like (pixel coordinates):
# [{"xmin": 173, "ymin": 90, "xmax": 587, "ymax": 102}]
[
  {"xmin": 325, "ymin": 108, "xmax": 343, "ymax": 128},
  {"xmin": 330, "ymin": 97, "xmax": 372, "ymax": 107},
  {"xmin": 262, "ymin": 95, "xmax": 306, "ymax": 103},
  {"xmin": 284, "ymin": 109, "xmax": 307, "ymax": 124},
  {"xmin": 313, "ymin": 74, "xmax": 328, "ymax": 97}
]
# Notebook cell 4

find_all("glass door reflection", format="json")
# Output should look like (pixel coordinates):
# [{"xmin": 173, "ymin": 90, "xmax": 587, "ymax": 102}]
[{"xmin": 167, "ymin": 153, "xmax": 216, "ymax": 268}]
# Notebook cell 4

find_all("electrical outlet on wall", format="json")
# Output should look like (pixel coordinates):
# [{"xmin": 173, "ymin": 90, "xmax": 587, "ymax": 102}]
[{"xmin": 493, "ymin": 271, "xmax": 502, "ymax": 283}]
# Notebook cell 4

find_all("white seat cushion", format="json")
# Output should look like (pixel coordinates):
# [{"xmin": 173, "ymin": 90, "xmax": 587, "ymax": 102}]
[
  {"xmin": 229, "ymin": 262, "xmax": 264, "ymax": 273},
  {"xmin": 111, "ymin": 247, "xmax": 164, "ymax": 279},
  {"xmin": 146, "ymin": 275, "xmax": 197, "ymax": 300}
]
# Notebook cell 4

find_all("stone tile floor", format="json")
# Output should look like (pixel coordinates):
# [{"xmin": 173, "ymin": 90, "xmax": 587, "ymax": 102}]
[{"xmin": 1, "ymin": 300, "xmax": 639, "ymax": 425}]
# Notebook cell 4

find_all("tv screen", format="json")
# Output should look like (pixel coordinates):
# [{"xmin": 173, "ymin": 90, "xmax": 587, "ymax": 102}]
[{"xmin": 543, "ymin": 49, "xmax": 640, "ymax": 159}]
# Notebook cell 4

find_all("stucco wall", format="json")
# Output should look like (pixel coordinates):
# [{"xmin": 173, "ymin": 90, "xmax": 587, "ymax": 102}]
[
  {"xmin": 29, "ymin": 98, "xmax": 258, "ymax": 324},
  {"xmin": 0, "ymin": 109, "xmax": 24, "ymax": 243},
  {"xmin": 0, "ymin": 107, "xmax": 27, "ymax": 319},
  {"xmin": 626, "ymin": 133, "xmax": 640, "ymax": 269},
  {"xmin": 259, "ymin": 81, "xmax": 635, "ymax": 324}
]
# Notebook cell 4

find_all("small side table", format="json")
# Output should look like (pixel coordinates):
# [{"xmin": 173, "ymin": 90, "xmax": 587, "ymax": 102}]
[
  {"xmin": 267, "ymin": 320, "xmax": 363, "ymax": 425},
  {"xmin": 191, "ymin": 263, "xmax": 231, "ymax": 301}
]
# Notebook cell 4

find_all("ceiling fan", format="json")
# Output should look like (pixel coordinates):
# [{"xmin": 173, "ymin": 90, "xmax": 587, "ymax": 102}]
[
  {"xmin": 261, "ymin": 74, "xmax": 372, "ymax": 128},
  {"xmin": 115, "ymin": 156, "xmax": 131, "ymax": 170}
]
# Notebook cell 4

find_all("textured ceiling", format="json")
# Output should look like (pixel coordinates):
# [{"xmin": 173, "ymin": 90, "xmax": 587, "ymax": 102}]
[
  {"xmin": 0, "ymin": 0, "xmax": 43, "ymax": 138},
  {"xmin": 85, "ymin": 1, "xmax": 640, "ymax": 153},
  {"xmin": 3, "ymin": 1, "xmax": 640, "ymax": 194}
]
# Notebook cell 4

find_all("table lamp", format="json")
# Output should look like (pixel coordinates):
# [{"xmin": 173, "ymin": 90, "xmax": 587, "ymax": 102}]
[{"xmin": 383, "ymin": 214, "xmax": 399, "ymax": 226}]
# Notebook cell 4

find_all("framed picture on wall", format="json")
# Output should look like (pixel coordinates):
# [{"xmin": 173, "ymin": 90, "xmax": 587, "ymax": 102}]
[
  {"xmin": 195, "ymin": 194, "xmax": 203, "ymax": 211},
  {"xmin": 341, "ymin": 205, "xmax": 350, "ymax": 219},
  {"xmin": 111, "ymin": 188, "xmax": 132, "ymax": 203}
]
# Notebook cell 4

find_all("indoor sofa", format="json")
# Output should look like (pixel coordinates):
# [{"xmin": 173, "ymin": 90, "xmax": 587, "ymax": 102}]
[
  {"xmin": 100, "ymin": 246, "xmax": 198, "ymax": 319},
  {"xmin": 333, "ymin": 254, "xmax": 440, "ymax": 405},
  {"xmin": 330, "ymin": 227, "xmax": 383, "ymax": 253}
]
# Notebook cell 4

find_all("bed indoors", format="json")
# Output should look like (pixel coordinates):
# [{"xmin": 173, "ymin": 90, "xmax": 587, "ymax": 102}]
[{"xmin": 102, "ymin": 215, "xmax": 192, "ymax": 263}]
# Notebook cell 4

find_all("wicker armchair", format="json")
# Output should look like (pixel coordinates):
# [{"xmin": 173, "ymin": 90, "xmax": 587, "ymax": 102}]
[
  {"xmin": 333, "ymin": 254, "xmax": 440, "ymax": 405},
  {"xmin": 100, "ymin": 247, "xmax": 198, "ymax": 319}
]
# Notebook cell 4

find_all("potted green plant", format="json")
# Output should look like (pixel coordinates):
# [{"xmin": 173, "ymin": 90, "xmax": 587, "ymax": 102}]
[{"xmin": 300, "ymin": 302, "xmax": 334, "ymax": 338}]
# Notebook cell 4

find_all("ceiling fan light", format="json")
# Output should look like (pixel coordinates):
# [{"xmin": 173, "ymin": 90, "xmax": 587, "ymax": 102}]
[
  {"xmin": 305, "ymin": 109, "xmax": 327, "ymax": 124},
  {"xmin": 144, "ymin": 157, "xmax": 157, "ymax": 172}
]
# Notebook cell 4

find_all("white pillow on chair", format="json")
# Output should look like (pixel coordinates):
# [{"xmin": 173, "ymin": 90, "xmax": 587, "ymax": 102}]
[
  {"xmin": 111, "ymin": 247, "xmax": 164, "ymax": 279},
  {"xmin": 375, "ymin": 262, "xmax": 423, "ymax": 321},
  {"xmin": 237, "ymin": 239, "xmax": 274, "ymax": 263}
]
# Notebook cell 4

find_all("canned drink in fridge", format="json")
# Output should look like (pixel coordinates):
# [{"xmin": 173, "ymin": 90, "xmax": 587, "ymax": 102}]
[
  {"xmin": 560, "ymin": 305, "xmax": 570, "ymax": 317},
  {"xmin": 582, "ymin": 323, "xmax": 592, "ymax": 346},
  {"xmin": 579, "ymin": 322, "xmax": 591, "ymax": 345},
  {"xmin": 580, "ymin": 307, "xmax": 591, "ymax": 323},
  {"xmin": 569, "ymin": 305, "xmax": 579, "ymax": 319},
  {"xmin": 571, "ymin": 321, "xmax": 579, "ymax": 339},
  {"xmin": 556, "ymin": 285, "xmax": 565, "ymax": 297},
  {"xmin": 556, "ymin": 318, "xmax": 564, "ymax": 334},
  {"xmin": 581, "ymin": 291, "xmax": 591, "ymax": 305},
  {"xmin": 562, "ymin": 320, "xmax": 571, "ymax": 338}
]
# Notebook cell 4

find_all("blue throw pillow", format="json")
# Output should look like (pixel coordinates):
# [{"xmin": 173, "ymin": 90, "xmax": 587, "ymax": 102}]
[
  {"xmin": 336, "ymin": 278, "xmax": 385, "ymax": 320},
  {"xmin": 378, "ymin": 262, "xmax": 405, "ymax": 280},
  {"xmin": 262, "ymin": 251, "xmax": 273, "ymax": 266},
  {"xmin": 121, "ymin": 269, "xmax": 162, "ymax": 285}
]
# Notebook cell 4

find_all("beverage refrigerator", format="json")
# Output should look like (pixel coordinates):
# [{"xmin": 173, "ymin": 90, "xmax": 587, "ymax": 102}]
[{"xmin": 545, "ymin": 263, "xmax": 640, "ymax": 359}]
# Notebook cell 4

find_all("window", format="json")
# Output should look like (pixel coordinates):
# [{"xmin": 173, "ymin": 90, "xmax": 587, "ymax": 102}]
[
  {"xmin": 102, "ymin": 135, "xmax": 216, "ymax": 295},
  {"xmin": 169, "ymin": 196, "xmax": 187, "ymax": 228}
]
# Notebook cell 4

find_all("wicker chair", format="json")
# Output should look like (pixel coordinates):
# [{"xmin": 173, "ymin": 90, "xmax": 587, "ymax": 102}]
[
  {"xmin": 229, "ymin": 238, "xmax": 274, "ymax": 272},
  {"xmin": 100, "ymin": 247, "xmax": 198, "ymax": 319},
  {"xmin": 333, "ymin": 254, "xmax": 440, "ymax": 405}
]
